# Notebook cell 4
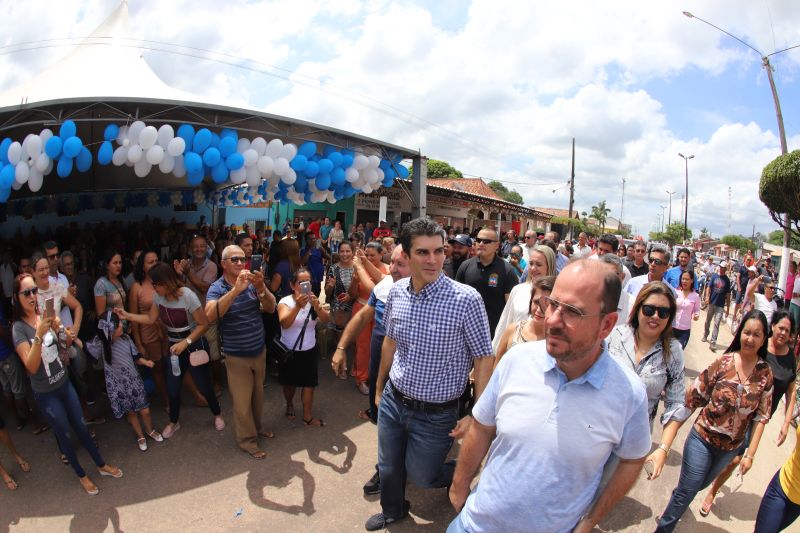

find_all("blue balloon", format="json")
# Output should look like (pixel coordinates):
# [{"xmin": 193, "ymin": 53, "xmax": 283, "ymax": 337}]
[
  {"xmin": 341, "ymin": 149, "xmax": 354, "ymax": 158},
  {"xmin": 98, "ymin": 141, "xmax": 113, "ymax": 165},
  {"xmin": 225, "ymin": 153, "xmax": 244, "ymax": 171},
  {"xmin": 331, "ymin": 167, "xmax": 345, "ymax": 183},
  {"xmin": 219, "ymin": 136, "xmax": 237, "ymax": 157},
  {"xmin": 177, "ymin": 124, "xmax": 195, "ymax": 148},
  {"xmin": 315, "ymin": 173, "xmax": 331, "ymax": 190},
  {"xmin": 193, "ymin": 128, "xmax": 212, "ymax": 153},
  {"xmin": 334, "ymin": 190, "xmax": 344, "ymax": 201},
  {"xmin": 277, "ymin": 180, "xmax": 288, "ymax": 191},
  {"xmin": 298, "ymin": 141, "xmax": 317, "ymax": 158},
  {"xmin": 0, "ymin": 165, "xmax": 13, "ymax": 188},
  {"xmin": 203, "ymin": 147, "xmax": 221, "ymax": 167},
  {"xmin": 211, "ymin": 161, "xmax": 229, "ymax": 184},
  {"xmin": 304, "ymin": 161, "xmax": 319, "ymax": 177},
  {"xmin": 103, "ymin": 124, "xmax": 120, "ymax": 142},
  {"xmin": 330, "ymin": 169, "xmax": 345, "ymax": 187},
  {"xmin": 341, "ymin": 154, "xmax": 354, "ymax": 168},
  {"xmin": 290, "ymin": 154, "xmax": 307, "ymax": 171},
  {"xmin": 379, "ymin": 159, "xmax": 390, "ymax": 170},
  {"xmin": 45, "ymin": 136, "xmax": 63, "ymax": 159},
  {"xmin": 304, "ymin": 191, "xmax": 314, "ymax": 203},
  {"xmin": 184, "ymin": 152, "xmax": 203, "ymax": 173},
  {"xmin": 187, "ymin": 169, "xmax": 204, "ymax": 186},
  {"xmin": 57, "ymin": 156, "xmax": 73, "ymax": 178},
  {"xmin": 0, "ymin": 138, "xmax": 10, "ymax": 163},
  {"xmin": 62, "ymin": 136, "xmax": 82, "ymax": 158},
  {"xmin": 323, "ymin": 144, "xmax": 337, "ymax": 157},
  {"xmin": 294, "ymin": 176, "xmax": 307, "ymax": 192},
  {"xmin": 0, "ymin": 185, "xmax": 10, "ymax": 203},
  {"xmin": 210, "ymin": 132, "xmax": 220, "ymax": 149},
  {"xmin": 328, "ymin": 151, "xmax": 343, "ymax": 168},
  {"xmin": 59, "ymin": 120, "xmax": 77, "ymax": 139},
  {"xmin": 384, "ymin": 167, "xmax": 396, "ymax": 180},
  {"xmin": 219, "ymin": 128, "xmax": 238, "ymax": 140},
  {"xmin": 383, "ymin": 175, "xmax": 394, "ymax": 188},
  {"xmin": 318, "ymin": 158, "xmax": 333, "ymax": 174},
  {"xmin": 397, "ymin": 165, "xmax": 410, "ymax": 179},
  {"xmin": 76, "ymin": 146, "xmax": 92, "ymax": 172}
]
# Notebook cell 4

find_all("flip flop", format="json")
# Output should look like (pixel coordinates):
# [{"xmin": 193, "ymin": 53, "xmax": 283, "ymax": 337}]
[
  {"xmin": 16, "ymin": 458, "xmax": 30, "ymax": 473},
  {"xmin": 249, "ymin": 450, "xmax": 267, "ymax": 460},
  {"xmin": 357, "ymin": 410, "xmax": 375, "ymax": 423},
  {"xmin": 259, "ymin": 430, "xmax": 275, "ymax": 439},
  {"xmin": 699, "ymin": 496, "xmax": 715, "ymax": 517},
  {"xmin": 4, "ymin": 476, "xmax": 18, "ymax": 491},
  {"xmin": 303, "ymin": 418, "xmax": 325, "ymax": 427}
]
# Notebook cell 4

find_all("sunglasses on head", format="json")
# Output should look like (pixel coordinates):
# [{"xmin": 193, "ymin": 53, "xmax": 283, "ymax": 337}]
[
  {"xmin": 226, "ymin": 256, "xmax": 247, "ymax": 264},
  {"xmin": 641, "ymin": 304, "xmax": 670, "ymax": 319},
  {"xmin": 19, "ymin": 287, "xmax": 38, "ymax": 298}
]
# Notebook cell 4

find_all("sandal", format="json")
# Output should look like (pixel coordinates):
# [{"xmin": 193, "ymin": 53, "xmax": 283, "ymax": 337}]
[
  {"xmin": 303, "ymin": 418, "xmax": 325, "ymax": 427},
  {"xmin": 60, "ymin": 454, "xmax": 69, "ymax": 465},
  {"xmin": 3, "ymin": 474, "xmax": 18, "ymax": 491},
  {"xmin": 259, "ymin": 430, "xmax": 275, "ymax": 439},
  {"xmin": 16, "ymin": 458, "xmax": 30, "ymax": 473},
  {"xmin": 699, "ymin": 494, "xmax": 715, "ymax": 517},
  {"xmin": 80, "ymin": 477, "xmax": 99, "ymax": 496},
  {"xmin": 32, "ymin": 424, "xmax": 50, "ymax": 435},
  {"xmin": 98, "ymin": 466, "xmax": 124, "ymax": 478},
  {"xmin": 147, "ymin": 430, "xmax": 164, "ymax": 442},
  {"xmin": 357, "ymin": 410, "xmax": 376, "ymax": 423},
  {"xmin": 285, "ymin": 406, "xmax": 296, "ymax": 420},
  {"xmin": 249, "ymin": 450, "xmax": 267, "ymax": 460}
]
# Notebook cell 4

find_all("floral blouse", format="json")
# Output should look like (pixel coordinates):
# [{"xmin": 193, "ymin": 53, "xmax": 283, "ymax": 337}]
[{"xmin": 687, "ymin": 353, "xmax": 773, "ymax": 451}]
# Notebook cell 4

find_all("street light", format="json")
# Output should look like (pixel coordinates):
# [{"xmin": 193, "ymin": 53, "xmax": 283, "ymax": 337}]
[
  {"xmin": 620, "ymin": 177, "xmax": 626, "ymax": 230},
  {"xmin": 660, "ymin": 205, "xmax": 666, "ymax": 233},
  {"xmin": 666, "ymin": 190, "xmax": 676, "ymax": 226},
  {"xmin": 678, "ymin": 153, "xmax": 694, "ymax": 243},
  {"xmin": 684, "ymin": 10, "xmax": 797, "ymax": 291}
]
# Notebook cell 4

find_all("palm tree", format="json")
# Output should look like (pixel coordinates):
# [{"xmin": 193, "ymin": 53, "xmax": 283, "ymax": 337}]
[{"xmin": 591, "ymin": 201, "xmax": 611, "ymax": 233}]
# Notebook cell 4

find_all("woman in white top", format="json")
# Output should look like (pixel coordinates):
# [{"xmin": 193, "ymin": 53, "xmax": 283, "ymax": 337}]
[
  {"xmin": 278, "ymin": 268, "xmax": 330, "ymax": 427},
  {"xmin": 492, "ymin": 245, "xmax": 555, "ymax": 352}
]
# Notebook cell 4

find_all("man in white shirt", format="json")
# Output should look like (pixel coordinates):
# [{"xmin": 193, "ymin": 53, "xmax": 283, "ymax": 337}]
[
  {"xmin": 572, "ymin": 232, "xmax": 592, "ymax": 259},
  {"xmin": 625, "ymin": 244, "xmax": 677, "ymax": 311},
  {"xmin": 746, "ymin": 274, "xmax": 778, "ymax": 324}
]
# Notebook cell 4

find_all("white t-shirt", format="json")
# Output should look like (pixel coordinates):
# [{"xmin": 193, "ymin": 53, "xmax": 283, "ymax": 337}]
[
  {"xmin": 573, "ymin": 245, "xmax": 592, "ymax": 259},
  {"xmin": 37, "ymin": 280, "xmax": 74, "ymax": 328},
  {"xmin": 754, "ymin": 293, "xmax": 777, "ymax": 324},
  {"xmin": 278, "ymin": 295, "xmax": 317, "ymax": 351}
]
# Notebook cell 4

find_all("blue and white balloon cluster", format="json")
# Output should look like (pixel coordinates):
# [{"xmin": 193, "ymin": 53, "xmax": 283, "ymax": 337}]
[{"xmin": 0, "ymin": 119, "xmax": 89, "ymax": 202}]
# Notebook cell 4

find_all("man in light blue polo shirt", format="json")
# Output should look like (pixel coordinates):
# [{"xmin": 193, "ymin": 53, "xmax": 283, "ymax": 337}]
[{"xmin": 448, "ymin": 259, "xmax": 651, "ymax": 533}]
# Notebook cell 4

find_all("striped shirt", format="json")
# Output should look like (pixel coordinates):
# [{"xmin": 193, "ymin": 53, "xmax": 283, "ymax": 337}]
[
  {"xmin": 384, "ymin": 273, "xmax": 493, "ymax": 403},
  {"xmin": 206, "ymin": 277, "xmax": 265, "ymax": 357}
]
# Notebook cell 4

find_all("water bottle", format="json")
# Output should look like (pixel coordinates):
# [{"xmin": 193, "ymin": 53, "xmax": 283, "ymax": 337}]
[{"xmin": 170, "ymin": 354, "xmax": 181, "ymax": 376}]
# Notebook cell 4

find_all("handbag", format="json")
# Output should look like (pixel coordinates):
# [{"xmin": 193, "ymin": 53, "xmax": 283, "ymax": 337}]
[
  {"xmin": 189, "ymin": 348, "xmax": 210, "ymax": 367},
  {"xmin": 270, "ymin": 308, "xmax": 312, "ymax": 365}
]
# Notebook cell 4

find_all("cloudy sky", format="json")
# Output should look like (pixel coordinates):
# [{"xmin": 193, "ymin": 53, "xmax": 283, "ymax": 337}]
[{"xmin": 1, "ymin": 0, "xmax": 799, "ymax": 238}]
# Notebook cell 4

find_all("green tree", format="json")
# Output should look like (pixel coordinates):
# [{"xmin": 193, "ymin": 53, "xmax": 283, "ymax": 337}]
[
  {"xmin": 649, "ymin": 223, "xmax": 693, "ymax": 246},
  {"xmin": 487, "ymin": 180, "xmax": 524, "ymax": 205},
  {"xmin": 409, "ymin": 159, "xmax": 463, "ymax": 179},
  {"xmin": 768, "ymin": 229, "xmax": 800, "ymax": 248},
  {"xmin": 721, "ymin": 235, "xmax": 757, "ymax": 254},
  {"xmin": 760, "ymin": 149, "xmax": 800, "ymax": 233},
  {"xmin": 590, "ymin": 201, "xmax": 611, "ymax": 232}
]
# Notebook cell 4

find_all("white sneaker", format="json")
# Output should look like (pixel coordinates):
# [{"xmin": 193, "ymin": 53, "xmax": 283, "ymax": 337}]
[{"xmin": 137, "ymin": 438, "xmax": 147, "ymax": 452}]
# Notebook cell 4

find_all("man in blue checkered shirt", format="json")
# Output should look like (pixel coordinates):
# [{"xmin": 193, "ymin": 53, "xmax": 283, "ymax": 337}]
[{"xmin": 363, "ymin": 218, "xmax": 494, "ymax": 531}]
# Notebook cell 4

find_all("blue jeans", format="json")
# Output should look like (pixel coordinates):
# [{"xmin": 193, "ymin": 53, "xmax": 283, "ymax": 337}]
[
  {"xmin": 165, "ymin": 337, "xmax": 220, "ymax": 424},
  {"xmin": 656, "ymin": 427, "xmax": 739, "ymax": 532},
  {"xmin": 34, "ymin": 380, "xmax": 105, "ymax": 478},
  {"xmin": 446, "ymin": 511, "xmax": 471, "ymax": 533},
  {"xmin": 377, "ymin": 381, "xmax": 458, "ymax": 519},
  {"xmin": 754, "ymin": 470, "xmax": 800, "ymax": 532},
  {"xmin": 366, "ymin": 329, "xmax": 384, "ymax": 421},
  {"xmin": 672, "ymin": 328, "xmax": 690, "ymax": 349}
]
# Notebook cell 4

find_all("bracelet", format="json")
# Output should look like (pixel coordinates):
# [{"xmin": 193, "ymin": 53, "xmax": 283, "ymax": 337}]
[
  {"xmin": 657, "ymin": 443, "xmax": 670, "ymax": 454},
  {"xmin": 743, "ymin": 453, "xmax": 754, "ymax": 460},
  {"xmin": 337, "ymin": 346, "xmax": 346, "ymax": 351}
]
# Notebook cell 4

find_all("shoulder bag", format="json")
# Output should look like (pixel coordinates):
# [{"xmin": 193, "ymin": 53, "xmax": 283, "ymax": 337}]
[{"xmin": 270, "ymin": 307, "xmax": 312, "ymax": 365}]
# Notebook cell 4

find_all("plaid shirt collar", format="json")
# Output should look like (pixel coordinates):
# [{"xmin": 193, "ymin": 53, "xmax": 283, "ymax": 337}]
[{"xmin": 405, "ymin": 271, "xmax": 447, "ymax": 298}]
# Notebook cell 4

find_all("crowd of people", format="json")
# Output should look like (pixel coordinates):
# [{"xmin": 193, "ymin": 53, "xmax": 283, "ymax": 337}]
[{"xmin": 0, "ymin": 215, "xmax": 799, "ymax": 532}]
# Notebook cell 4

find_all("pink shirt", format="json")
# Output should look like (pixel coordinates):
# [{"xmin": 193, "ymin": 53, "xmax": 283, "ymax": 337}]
[
  {"xmin": 787, "ymin": 272, "xmax": 796, "ymax": 302},
  {"xmin": 673, "ymin": 290, "xmax": 701, "ymax": 330}
]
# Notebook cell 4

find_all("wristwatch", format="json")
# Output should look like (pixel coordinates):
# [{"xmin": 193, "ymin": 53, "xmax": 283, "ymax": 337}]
[{"xmin": 32, "ymin": 335, "xmax": 42, "ymax": 345}]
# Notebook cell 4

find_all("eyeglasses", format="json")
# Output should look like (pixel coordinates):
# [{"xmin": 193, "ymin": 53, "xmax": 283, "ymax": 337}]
[
  {"xmin": 649, "ymin": 258, "xmax": 666, "ymax": 266},
  {"xmin": 475, "ymin": 238, "xmax": 497, "ymax": 245},
  {"xmin": 525, "ymin": 236, "xmax": 534, "ymax": 239},
  {"xmin": 47, "ymin": 253, "xmax": 60, "ymax": 260},
  {"xmin": 634, "ymin": 249, "xmax": 646, "ymax": 254},
  {"xmin": 19, "ymin": 287, "xmax": 38, "ymax": 297},
  {"xmin": 540, "ymin": 296, "xmax": 604, "ymax": 327},
  {"xmin": 641, "ymin": 304, "xmax": 670, "ymax": 319},
  {"xmin": 225, "ymin": 256, "xmax": 247, "ymax": 264}
]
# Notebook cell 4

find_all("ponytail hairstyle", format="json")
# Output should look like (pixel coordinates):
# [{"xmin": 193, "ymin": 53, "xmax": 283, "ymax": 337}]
[{"xmin": 97, "ymin": 310, "xmax": 120, "ymax": 365}]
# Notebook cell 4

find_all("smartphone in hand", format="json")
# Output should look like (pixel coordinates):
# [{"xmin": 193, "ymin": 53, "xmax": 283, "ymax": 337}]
[
  {"xmin": 44, "ymin": 297, "xmax": 55, "ymax": 319},
  {"xmin": 300, "ymin": 281, "xmax": 311, "ymax": 295},
  {"xmin": 250, "ymin": 254, "xmax": 263, "ymax": 273}
]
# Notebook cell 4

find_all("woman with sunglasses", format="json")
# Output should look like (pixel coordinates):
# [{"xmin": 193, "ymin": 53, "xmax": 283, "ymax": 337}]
[
  {"xmin": 608, "ymin": 281, "xmax": 688, "ymax": 430},
  {"xmin": 11, "ymin": 274, "xmax": 122, "ymax": 495},
  {"xmin": 672, "ymin": 270, "xmax": 701, "ymax": 349},
  {"xmin": 493, "ymin": 276, "xmax": 554, "ymax": 367},
  {"xmin": 701, "ymin": 310, "xmax": 797, "ymax": 519},
  {"xmin": 650, "ymin": 310, "xmax": 773, "ymax": 532},
  {"xmin": 492, "ymin": 245, "xmax": 555, "ymax": 353}
]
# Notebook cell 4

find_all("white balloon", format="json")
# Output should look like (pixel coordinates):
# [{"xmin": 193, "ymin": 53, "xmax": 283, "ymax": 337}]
[
  {"xmin": 368, "ymin": 155, "xmax": 381, "ymax": 168},
  {"xmin": 128, "ymin": 121, "xmax": 146, "ymax": 145},
  {"xmin": 353, "ymin": 154, "xmax": 368, "ymax": 170},
  {"xmin": 127, "ymin": 144, "xmax": 143, "ymax": 163},
  {"xmin": 139, "ymin": 126, "xmax": 158, "ymax": 149},
  {"xmin": 21, "ymin": 134, "xmax": 33, "ymax": 155},
  {"xmin": 173, "ymin": 155, "xmax": 186, "ymax": 178},
  {"xmin": 354, "ymin": 177, "xmax": 366, "ymax": 189},
  {"xmin": 243, "ymin": 149, "xmax": 258, "ymax": 167},
  {"xmin": 345, "ymin": 167, "xmax": 359, "ymax": 182},
  {"xmin": 167, "ymin": 137, "xmax": 186, "ymax": 157},
  {"xmin": 11, "ymin": 179, "xmax": 22, "ymax": 190},
  {"xmin": 237, "ymin": 138, "xmax": 251, "ymax": 153},
  {"xmin": 156, "ymin": 124, "xmax": 174, "ymax": 148},
  {"xmin": 230, "ymin": 167, "xmax": 247, "ymax": 184},
  {"xmin": 281, "ymin": 143, "xmax": 298, "ymax": 161},
  {"xmin": 7, "ymin": 142, "xmax": 22, "ymax": 165},
  {"xmin": 134, "ymin": 158, "xmax": 152, "ymax": 177},
  {"xmin": 123, "ymin": 138, "xmax": 131, "ymax": 148},
  {"xmin": 245, "ymin": 165, "xmax": 261, "ymax": 186},
  {"xmin": 250, "ymin": 137, "xmax": 267, "ymax": 156},
  {"xmin": 362, "ymin": 184, "xmax": 373, "ymax": 194},
  {"xmin": 308, "ymin": 181, "xmax": 318, "ymax": 192},
  {"xmin": 117, "ymin": 125, "xmax": 129, "ymax": 145},
  {"xmin": 281, "ymin": 168, "xmax": 297, "ymax": 185},
  {"xmin": 45, "ymin": 159, "xmax": 53, "ymax": 175},
  {"xmin": 112, "ymin": 146, "xmax": 128, "ymax": 166},
  {"xmin": 273, "ymin": 157, "xmax": 290, "ymax": 176},
  {"xmin": 158, "ymin": 154, "xmax": 175, "ymax": 174},
  {"xmin": 145, "ymin": 145, "xmax": 165, "ymax": 165},
  {"xmin": 257, "ymin": 156, "xmax": 274, "ymax": 177},
  {"xmin": 28, "ymin": 168, "xmax": 43, "ymax": 192},
  {"xmin": 365, "ymin": 169, "xmax": 379, "ymax": 183},
  {"xmin": 265, "ymin": 138, "xmax": 284, "ymax": 159},
  {"xmin": 15, "ymin": 161, "xmax": 29, "ymax": 183},
  {"xmin": 27, "ymin": 135, "xmax": 42, "ymax": 158},
  {"xmin": 34, "ymin": 153, "xmax": 50, "ymax": 172},
  {"xmin": 39, "ymin": 128, "xmax": 54, "ymax": 144}
]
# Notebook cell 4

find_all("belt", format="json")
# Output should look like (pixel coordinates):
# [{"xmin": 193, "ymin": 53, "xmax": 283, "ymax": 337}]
[{"xmin": 390, "ymin": 381, "xmax": 458, "ymax": 413}]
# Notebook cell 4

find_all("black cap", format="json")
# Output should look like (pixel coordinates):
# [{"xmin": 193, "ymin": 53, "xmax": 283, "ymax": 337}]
[{"xmin": 449, "ymin": 234, "xmax": 473, "ymax": 247}]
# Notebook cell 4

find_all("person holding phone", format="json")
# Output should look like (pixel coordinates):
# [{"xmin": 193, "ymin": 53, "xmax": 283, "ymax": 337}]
[{"xmin": 278, "ymin": 268, "xmax": 329, "ymax": 426}]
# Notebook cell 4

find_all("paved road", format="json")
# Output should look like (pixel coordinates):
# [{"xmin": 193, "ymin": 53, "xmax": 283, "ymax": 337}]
[{"xmin": 1, "ymin": 311, "xmax": 794, "ymax": 532}]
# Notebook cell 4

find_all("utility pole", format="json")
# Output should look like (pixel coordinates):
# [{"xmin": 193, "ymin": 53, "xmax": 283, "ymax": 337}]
[
  {"xmin": 666, "ymin": 190, "xmax": 675, "ymax": 226},
  {"xmin": 620, "ymin": 177, "xmax": 626, "ymax": 230},
  {"xmin": 568, "ymin": 138, "xmax": 575, "ymax": 239},
  {"xmin": 660, "ymin": 205, "xmax": 666, "ymax": 232},
  {"xmin": 727, "ymin": 187, "xmax": 732, "ymax": 236}
]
